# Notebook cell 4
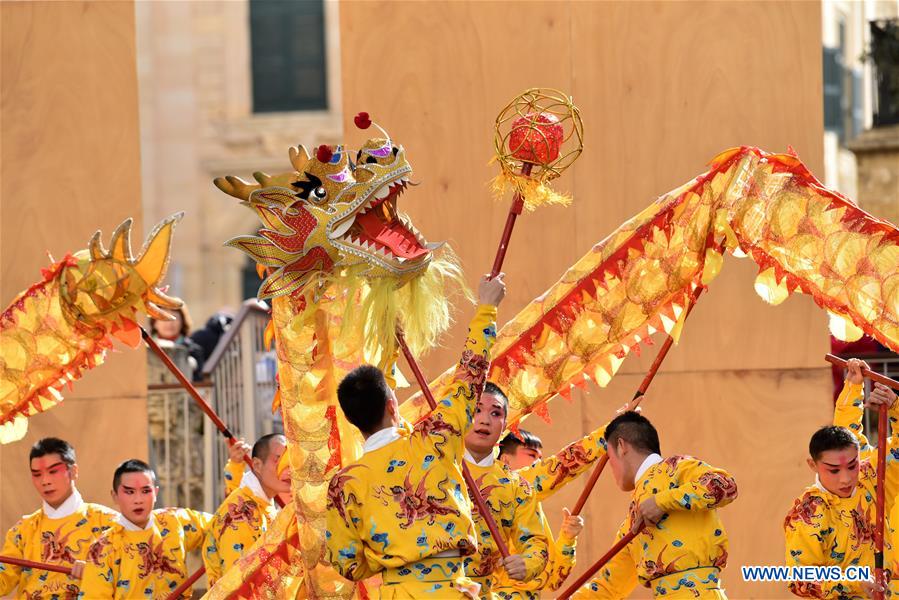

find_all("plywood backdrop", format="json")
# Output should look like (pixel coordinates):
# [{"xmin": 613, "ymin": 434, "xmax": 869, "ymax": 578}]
[
  {"xmin": 0, "ymin": 1, "xmax": 148, "ymax": 533},
  {"xmin": 340, "ymin": 2, "xmax": 826, "ymax": 598}
]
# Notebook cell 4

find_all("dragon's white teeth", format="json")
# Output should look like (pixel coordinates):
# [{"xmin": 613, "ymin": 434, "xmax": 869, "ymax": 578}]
[
  {"xmin": 332, "ymin": 219, "xmax": 354, "ymax": 238},
  {"xmin": 374, "ymin": 186, "xmax": 390, "ymax": 200},
  {"xmin": 426, "ymin": 241, "xmax": 445, "ymax": 251},
  {"xmin": 401, "ymin": 176, "xmax": 409, "ymax": 182}
]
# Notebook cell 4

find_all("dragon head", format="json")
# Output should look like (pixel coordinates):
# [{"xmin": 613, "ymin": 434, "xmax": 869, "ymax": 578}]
[
  {"xmin": 218, "ymin": 121, "xmax": 467, "ymax": 358},
  {"xmin": 218, "ymin": 135, "xmax": 438, "ymax": 299}
]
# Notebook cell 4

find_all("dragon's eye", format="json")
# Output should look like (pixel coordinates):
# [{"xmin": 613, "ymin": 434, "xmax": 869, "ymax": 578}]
[{"xmin": 311, "ymin": 187, "xmax": 328, "ymax": 203}]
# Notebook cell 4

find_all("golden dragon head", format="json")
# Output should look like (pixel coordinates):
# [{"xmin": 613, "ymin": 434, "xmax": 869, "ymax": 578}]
[{"xmin": 217, "ymin": 129, "xmax": 439, "ymax": 299}]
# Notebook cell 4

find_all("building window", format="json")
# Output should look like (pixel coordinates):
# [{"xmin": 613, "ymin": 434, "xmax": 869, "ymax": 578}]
[
  {"xmin": 823, "ymin": 17, "xmax": 864, "ymax": 144},
  {"xmin": 249, "ymin": 0, "xmax": 328, "ymax": 113}
]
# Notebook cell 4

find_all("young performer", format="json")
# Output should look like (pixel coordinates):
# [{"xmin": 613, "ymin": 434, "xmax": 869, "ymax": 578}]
[
  {"xmin": 573, "ymin": 411, "xmax": 737, "ymax": 599},
  {"xmin": 79, "ymin": 460, "xmax": 212, "ymax": 599},
  {"xmin": 325, "ymin": 274, "xmax": 506, "ymax": 599},
  {"xmin": 461, "ymin": 384, "xmax": 549, "ymax": 598},
  {"xmin": 203, "ymin": 433, "xmax": 291, "ymax": 585},
  {"xmin": 784, "ymin": 358, "xmax": 897, "ymax": 599},
  {"xmin": 0, "ymin": 437, "xmax": 117, "ymax": 598},
  {"xmin": 493, "ymin": 426, "xmax": 591, "ymax": 599}
]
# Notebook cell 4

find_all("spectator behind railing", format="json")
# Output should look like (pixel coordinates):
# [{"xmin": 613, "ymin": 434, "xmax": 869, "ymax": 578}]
[
  {"xmin": 150, "ymin": 305, "xmax": 206, "ymax": 381},
  {"xmin": 190, "ymin": 311, "xmax": 234, "ymax": 371}
]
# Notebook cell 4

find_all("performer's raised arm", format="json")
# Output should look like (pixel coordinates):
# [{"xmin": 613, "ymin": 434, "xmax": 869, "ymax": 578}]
[
  {"xmin": 541, "ymin": 508, "xmax": 584, "ymax": 591},
  {"xmin": 426, "ymin": 274, "xmax": 504, "ymax": 438},
  {"xmin": 518, "ymin": 422, "xmax": 608, "ymax": 502}
]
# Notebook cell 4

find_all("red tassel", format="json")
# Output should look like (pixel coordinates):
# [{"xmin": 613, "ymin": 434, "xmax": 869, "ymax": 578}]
[{"xmin": 324, "ymin": 406, "xmax": 342, "ymax": 472}]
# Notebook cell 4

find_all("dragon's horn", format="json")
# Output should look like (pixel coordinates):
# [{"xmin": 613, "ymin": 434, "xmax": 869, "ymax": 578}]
[
  {"xmin": 214, "ymin": 175, "xmax": 260, "ymax": 201},
  {"xmin": 109, "ymin": 218, "xmax": 135, "ymax": 262},
  {"xmin": 133, "ymin": 213, "xmax": 182, "ymax": 285},
  {"xmin": 288, "ymin": 145, "xmax": 311, "ymax": 172},
  {"xmin": 88, "ymin": 230, "xmax": 107, "ymax": 260}
]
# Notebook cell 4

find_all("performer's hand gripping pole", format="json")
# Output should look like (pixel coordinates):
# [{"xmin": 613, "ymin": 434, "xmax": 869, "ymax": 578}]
[
  {"xmin": 0, "ymin": 555, "xmax": 73, "ymax": 575},
  {"xmin": 824, "ymin": 354, "xmax": 898, "ymax": 600},
  {"xmin": 571, "ymin": 283, "xmax": 709, "ymax": 516},
  {"xmin": 556, "ymin": 528, "xmax": 641, "ymax": 600},
  {"xmin": 396, "ymin": 329, "xmax": 510, "ymax": 557}
]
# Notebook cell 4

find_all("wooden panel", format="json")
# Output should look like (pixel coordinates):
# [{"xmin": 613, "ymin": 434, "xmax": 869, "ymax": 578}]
[
  {"xmin": 341, "ymin": 1, "xmax": 827, "ymax": 598},
  {"xmin": 0, "ymin": 1, "xmax": 146, "ymax": 532}
]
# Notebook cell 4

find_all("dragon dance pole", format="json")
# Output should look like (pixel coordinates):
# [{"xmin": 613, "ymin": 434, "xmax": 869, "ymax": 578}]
[
  {"xmin": 556, "ymin": 529, "xmax": 640, "ymax": 600},
  {"xmin": 0, "ymin": 555, "xmax": 73, "ymax": 575},
  {"xmin": 164, "ymin": 564, "xmax": 207, "ymax": 600},
  {"xmin": 396, "ymin": 329, "xmax": 510, "ymax": 557},
  {"xmin": 490, "ymin": 162, "xmax": 532, "ymax": 277},
  {"xmin": 825, "ymin": 354, "xmax": 896, "ymax": 600},
  {"xmin": 571, "ymin": 283, "xmax": 709, "ymax": 516}
]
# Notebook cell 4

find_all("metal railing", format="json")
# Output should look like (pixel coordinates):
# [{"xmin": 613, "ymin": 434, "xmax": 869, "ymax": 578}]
[
  {"xmin": 147, "ymin": 345, "xmax": 211, "ymax": 511},
  {"xmin": 201, "ymin": 298, "xmax": 280, "ymax": 509}
]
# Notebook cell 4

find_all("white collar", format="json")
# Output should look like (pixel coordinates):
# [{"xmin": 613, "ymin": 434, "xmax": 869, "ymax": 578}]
[
  {"xmin": 634, "ymin": 453, "xmax": 663, "ymax": 485},
  {"xmin": 240, "ymin": 470, "xmax": 273, "ymax": 504},
  {"xmin": 43, "ymin": 488, "xmax": 84, "ymax": 519},
  {"xmin": 115, "ymin": 512, "xmax": 155, "ymax": 531},
  {"xmin": 464, "ymin": 449, "xmax": 495, "ymax": 467},
  {"xmin": 363, "ymin": 427, "xmax": 402, "ymax": 454}
]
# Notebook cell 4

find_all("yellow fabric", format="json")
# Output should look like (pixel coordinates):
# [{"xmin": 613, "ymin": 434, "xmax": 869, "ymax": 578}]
[
  {"xmin": 203, "ymin": 484, "xmax": 278, "ymax": 586},
  {"xmin": 201, "ymin": 501, "xmax": 307, "ymax": 600},
  {"xmin": 80, "ymin": 508, "xmax": 211, "ymax": 599},
  {"xmin": 492, "ymin": 423, "xmax": 607, "ymax": 598},
  {"xmin": 573, "ymin": 456, "xmax": 736, "ymax": 599},
  {"xmin": 0, "ymin": 502, "xmax": 117, "ymax": 598},
  {"xmin": 223, "ymin": 460, "xmax": 243, "ymax": 497},
  {"xmin": 401, "ymin": 148, "xmax": 899, "ymax": 433},
  {"xmin": 1, "ymin": 216, "xmax": 181, "ymax": 444},
  {"xmin": 463, "ymin": 460, "xmax": 548, "ymax": 597},
  {"xmin": 792, "ymin": 378, "xmax": 899, "ymax": 599},
  {"xmin": 325, "ymin": 304, "xmax": 496, "ymax": 581},
  {"xmin": 379, "ymin": 555, "xmax": 480, "ymax": 599}
]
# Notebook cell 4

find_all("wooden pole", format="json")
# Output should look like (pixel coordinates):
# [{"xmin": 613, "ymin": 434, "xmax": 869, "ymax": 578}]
[
  {"xmin": 556, "ymin": 529, "xmax": 640, "ymax": 600},
  {"xmin": 0, "ymin": 555, "xmax": 73, "ymax": 575},
  {"xmin": 164, "ymin": 564, "xmax": 206, "ymax": 600},
  {"xmin": 824, "ymin": 354, "xmax": 899, "ymax": 390},
  {"xmin": 490, "ymin": 162, "xmax": 533, "ymax": 278},
  {"xmin": 873, "ymin": 403, "xmax": 887, "ymax": 600},
  {"xmin": 396, "ymin": 329, "xmax": 510, "ymax": 557}
]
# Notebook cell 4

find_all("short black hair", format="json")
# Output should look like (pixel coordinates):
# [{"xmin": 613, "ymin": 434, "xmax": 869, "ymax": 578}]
[
  {"xmin": 112, "ymin": 459, "xmax": 157, "ymax": 491},
  {"xmin": 809, "ymin": 426, "xmax": 859, "ymax": 461},
  {"xmin": 483, "ymin": 382, "xmax": 509, "ymax": 416},
  {"xmin": 30, "ymin": 438, "xmax": 76, "ymax": 467},
  {"xmin": 605, "ymin": 411, "xmax": 661, "ymax": 455},
  {"xmin": 252, "ymin": 433, "xmax": 286, "ymax": 462},
  {"xmin": 337, "ymin": 365, "xmax": 391, "ymax": 435},
  {"xmin": 498, "ymin": 429, "xmax": 543, "ymax": 457}
]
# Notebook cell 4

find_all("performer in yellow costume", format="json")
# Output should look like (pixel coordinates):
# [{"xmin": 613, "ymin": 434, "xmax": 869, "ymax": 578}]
[
  {"xmin": 461, "ymin": 383, "xmax": 549, "ymax": 598},
  {"xmin": 783, "ymin": 358, "xmax": 897, "ymax": 599},
  {"xmin": 203, "ymin": 433, "xmax": 291, "ymax": 586},
  {"xmin": 79, "ymin": 460, "xmax": 211, "ymax": 599},
  {"xmin": 325, "ymin": 274, "xmax": 505, "ymax": 599},
  {"xmin": 0, "ymin": 437, "xmax": 117, "ymax": 599},
  {"xmin": 573, "ymin": 411, "xmax": 737, "ymax": 599},
  {"xmin": 493, "ymin": 424, "xmax": 602, "ymax": 598}
]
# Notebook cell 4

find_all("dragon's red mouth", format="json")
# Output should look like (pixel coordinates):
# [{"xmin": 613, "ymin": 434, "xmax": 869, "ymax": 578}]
[{"xmin": 339, "ymin": 181, "xmax": 431, "ymax": 262}]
